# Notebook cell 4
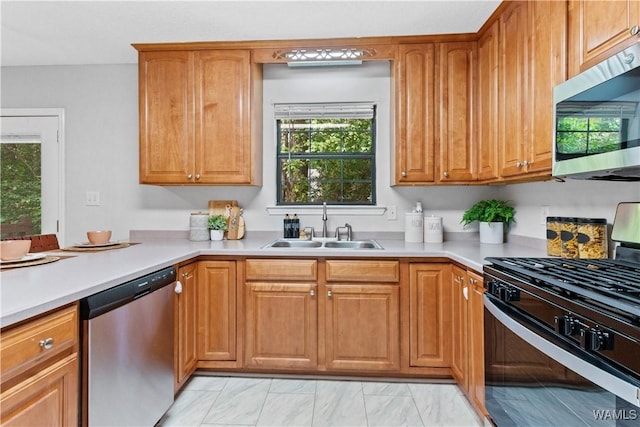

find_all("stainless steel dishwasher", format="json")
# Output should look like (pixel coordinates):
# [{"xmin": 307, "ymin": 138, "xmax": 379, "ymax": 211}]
[{"xmin": 80, "ymin": 266, "xmax": 176, "ymax": 426}]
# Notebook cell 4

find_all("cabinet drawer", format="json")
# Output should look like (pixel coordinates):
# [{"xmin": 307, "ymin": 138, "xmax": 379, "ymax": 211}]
[
  {"xmin": 326, "ymin": 260, "xmax": 400, "ymax": 282},
  {"xmin": 246, "ymin": 259, "xmax": 317, "ymax": 281},
  {"xmin": 1, "ymin": 304, "xmax": 78, "ymax": 384}
]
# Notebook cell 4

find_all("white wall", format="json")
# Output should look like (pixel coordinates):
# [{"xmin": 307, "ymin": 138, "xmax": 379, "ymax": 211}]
[{"xmin": 2, "ymin": 64, "xmax": 637, "ymax": 244}]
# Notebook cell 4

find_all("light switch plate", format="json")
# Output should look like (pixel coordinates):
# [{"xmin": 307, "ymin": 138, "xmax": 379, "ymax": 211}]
[{"xmin": 86, "ymin": 191, "xmax": 100, "ymax": 206}]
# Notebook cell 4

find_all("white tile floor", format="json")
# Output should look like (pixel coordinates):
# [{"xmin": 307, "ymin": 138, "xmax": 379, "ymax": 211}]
[{"xmin": 158, "ymin": 375, "xmax": 483, "ymax": 427}]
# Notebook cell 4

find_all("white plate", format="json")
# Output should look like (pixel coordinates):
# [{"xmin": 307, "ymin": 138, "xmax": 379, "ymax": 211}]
[
  {"xmin": 0, "ymin": 253, "xmax": 47, "ymax": 264},
  {"xmin": 73, "ymin": 241, "xmax": 121, "ymax": 248}
]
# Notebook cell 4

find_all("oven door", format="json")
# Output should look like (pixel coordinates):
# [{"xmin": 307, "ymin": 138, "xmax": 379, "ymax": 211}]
[{"xmin": 484, "ymin": 294, "xmax": 640, "ymax": 426}]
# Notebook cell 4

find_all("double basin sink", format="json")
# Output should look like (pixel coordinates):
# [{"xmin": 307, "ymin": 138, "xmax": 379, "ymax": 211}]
[{"xmin": 263, "ymin": 239, "xmax": 383, "ymax": 250}]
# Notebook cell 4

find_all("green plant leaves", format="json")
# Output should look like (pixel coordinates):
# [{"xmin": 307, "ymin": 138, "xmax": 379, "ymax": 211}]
[{"xmin": 461, "ymin": 199, "xmax": 515, "ymax": 227}]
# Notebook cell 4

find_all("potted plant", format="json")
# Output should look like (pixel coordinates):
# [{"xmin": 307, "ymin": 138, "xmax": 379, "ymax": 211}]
[
  {"xmin": 208, "ymin": 214, "xmax": 228, "ymax": 241},
  {"xmin": 461, "ymin": 199, "xmax": 515, "ymax": 244}
]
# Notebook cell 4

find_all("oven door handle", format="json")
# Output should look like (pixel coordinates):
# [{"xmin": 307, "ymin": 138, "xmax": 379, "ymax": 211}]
[{"xmin": 484, "ymin": 295, "xmax": 640, "ymax": 408}]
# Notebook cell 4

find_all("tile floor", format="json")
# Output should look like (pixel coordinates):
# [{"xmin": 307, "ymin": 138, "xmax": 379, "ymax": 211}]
[{"xmin": 158, "ymin": 375, "xmax": 484, "ymax": 427}]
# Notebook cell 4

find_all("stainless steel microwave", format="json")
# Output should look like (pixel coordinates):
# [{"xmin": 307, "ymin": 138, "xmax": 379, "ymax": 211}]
[{"xmin": 553, "ymin": 44, "xmax": 640, "ymax": 181}]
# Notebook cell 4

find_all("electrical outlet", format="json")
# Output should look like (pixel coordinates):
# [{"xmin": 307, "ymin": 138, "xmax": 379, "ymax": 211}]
[
  {"xmin": 540, "ymin": 205, "xmax": 550, "ymax": 225},
  {"xmin": 387, "ymin": 205, "xmax": 397, "ymax": 220},
  {"xmin": 86, "ymin": 191, "xmax": 100, "ymax": 206}
]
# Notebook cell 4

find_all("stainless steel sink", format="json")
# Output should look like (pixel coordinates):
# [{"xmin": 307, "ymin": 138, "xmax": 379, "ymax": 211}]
[
  {"xmin": 263, "ymin": 239, "xmax": 383, "ymax": 250},
  {"xmin": 266, "ymin": 240, "xmax": 323, "ymax": 248},
  {"xmin": 323, "ymin": 240, "xmax": 383, "ymax": 249}
]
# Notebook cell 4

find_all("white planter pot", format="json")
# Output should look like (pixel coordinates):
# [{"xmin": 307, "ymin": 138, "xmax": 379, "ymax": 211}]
[
  {"xmin": 479, "ymin": 222, "xmax": 504, "ymax": 244},
  {"xmin": 210, "ymin": 230, "xmax": 224, "ymax": 241}
]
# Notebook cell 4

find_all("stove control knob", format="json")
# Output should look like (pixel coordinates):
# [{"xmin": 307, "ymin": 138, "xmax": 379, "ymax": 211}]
[
  {"xmin": 580, "ymin": 328, "xmax": 613, "ymax": 352},
  {"xmin": 554, "ymin": 315, "xmax": 577, "ymax": 336},
  {"xmin": 499, "ymin": 286, "xmax": 520, "ymax": 302}
]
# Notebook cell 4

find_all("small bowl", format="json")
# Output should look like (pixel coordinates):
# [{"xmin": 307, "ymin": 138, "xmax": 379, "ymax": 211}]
[
  {"xmin": 87, "ymin": 230, "xmax": 112, "ymax": 245},
  {"xmin": 0, "ymin": 240, "xmax": 32, "ymax": 261}
]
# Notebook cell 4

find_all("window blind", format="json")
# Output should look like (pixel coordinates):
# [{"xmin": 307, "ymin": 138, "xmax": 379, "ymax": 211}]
[{"xmin": 274, "ymin": 102, "xmax": 375, "ymax": 120}]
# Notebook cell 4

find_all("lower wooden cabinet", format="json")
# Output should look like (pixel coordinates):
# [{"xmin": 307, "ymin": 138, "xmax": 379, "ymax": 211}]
[
  {"xmin": 245, "ymin": 282, "xmax": 318, "ymax": 369},
  {"xmin": 175, "ymin": 262, "xmax": 198, "ymax": 391},
  {"xmin": 197, "ymin": 260, "xmax": 237, "ymax": 361},
  {"xmin": 409, "ymin": 263, "xmax": 451, "ymax": 367},
  {"xmin": 325, "ymin": 283, "xmax": 400, "ymax": 371},
  {"xmin": 467, "ymin": 270, "xmax": 486, "ymax": 415},
  {"xmin": 0, "ymin": 303, "xmax": 79, "ymax": 426},
  {"xmin": 451, "ymin": 265, "xmax": 469, "ymax": 389}
]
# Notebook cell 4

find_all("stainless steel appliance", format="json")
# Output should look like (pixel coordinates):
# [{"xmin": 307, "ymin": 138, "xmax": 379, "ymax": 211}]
[
  {"xmin": 553, "ymin": 45, "xmax": 640, "ymax": 181},
  {"xmin": 80, "ymin": 266, "xmax": 176, "ymax": 426},
  {"xmin": 483, "ymin": 203, "xmax": 640, "ymax": 426}
]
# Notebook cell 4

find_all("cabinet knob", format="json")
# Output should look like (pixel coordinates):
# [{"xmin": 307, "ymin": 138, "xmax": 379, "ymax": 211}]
[
  {"xmin": 443, "ymin": 171, "xmax": 449, "ymax": 178},
  {"xmin": 310, "ymin": 289, "xmax": 315, "ymax": 297},
  {"xmin": 631, "ymin": 25, "xmax": 640, "ymax": 36},
  {"xmin": 522, "ymin": 160, "xmax": 530, "ymax": 167},
  {"xmin": 187, "ymin": 173, "xmax": 193, "ymax": 180},
  {"xmin": 327, "ymin": 290, "xmax": 333, "ymax": 298},
  {"xmin": 39, "ymin": 337, "xmax": 54, "ymax": 350},
  {"xmin": 516, "ymin": 161, "xmax": 522, "ymax": 168},
  {"xmin": 195, "ymin": 173, "xmax": 201, "ymax": 180},
  {"xmin": 401, "ymin": 171, "xmax": 407, "ymax": 177},
  {"xmin": 174, "ymin": 281, "xmax": 183, "ymax": 294}
]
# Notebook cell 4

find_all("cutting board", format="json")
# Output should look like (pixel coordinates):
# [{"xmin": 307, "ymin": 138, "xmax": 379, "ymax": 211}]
[{"xmin": 208, "ymin": 200, "xmax": 245, "ymax": 239}]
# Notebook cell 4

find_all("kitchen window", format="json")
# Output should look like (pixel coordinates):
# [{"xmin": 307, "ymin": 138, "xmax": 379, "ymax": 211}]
[{"xmin": 275, "ymin": 102, "xmax": 376, "ymax": 205}]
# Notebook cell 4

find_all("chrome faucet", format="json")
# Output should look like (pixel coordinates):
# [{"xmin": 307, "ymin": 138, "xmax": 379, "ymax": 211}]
[
  {"xmin": 321, "ymin": 202, "xmax": 328, "ymax": 238},
  {"xmin": 335, "ymin": 223, "xmax": 352, "ymax": 241}
]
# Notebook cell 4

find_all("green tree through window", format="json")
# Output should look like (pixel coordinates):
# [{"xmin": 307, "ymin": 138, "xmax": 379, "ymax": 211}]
[{"xmin": 276, "ymin": 104, "xmax": 376, "ymax": 205}]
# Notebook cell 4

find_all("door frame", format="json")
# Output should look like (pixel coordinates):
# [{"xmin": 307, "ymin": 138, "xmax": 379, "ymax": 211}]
[{"xmin": 1, "ymin": 108, "xmax": 66, "ymax": 246}]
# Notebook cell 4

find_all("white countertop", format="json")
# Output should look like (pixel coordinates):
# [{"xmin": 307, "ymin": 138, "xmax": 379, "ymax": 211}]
[{"xmin": 0, "ymin": 232, "xmax": 545, "ymax": 328}]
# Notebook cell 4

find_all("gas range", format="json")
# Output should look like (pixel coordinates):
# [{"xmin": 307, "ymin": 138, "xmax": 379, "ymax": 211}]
[
  {"xmin": 485, "ymin": 256, "xmax": 640, "ymax": 325},
  {"xmin": 483, "ymin": 203, "xmax": 640, "ymax": 425}
]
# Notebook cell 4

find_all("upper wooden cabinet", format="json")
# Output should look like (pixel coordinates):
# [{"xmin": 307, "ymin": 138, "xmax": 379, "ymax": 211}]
[
  {"xmin": 137, "ymin": 48, "xmax": 262, "ymax": 185},
  {"xmin": 437, "ymin": 42, "xmax": 477, "ymax": 183},
  {"xmin": 394, "ymin": 44, "xmax": 436, "ymax": 184},
  {"xmin": 497, "ymin": 0, "xmax": 565, "ymax": 180},
  {"xmin": 476, "ymin": 21, "xmax": 500, "ymax": 182},
  {"xmin": 569, "ymin": 0, "xmax": 640, "ymax": 75}
]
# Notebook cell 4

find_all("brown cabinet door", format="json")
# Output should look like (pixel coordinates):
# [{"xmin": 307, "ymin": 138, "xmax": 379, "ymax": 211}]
[
  {"xmin": 197, "ymin": 261, "xmax": 237, "ymax": 360},
  {"xmin": 325, "ymin": 284, "xmax": 400, "ymax": 371},
  {"xmin": 498, "ymin": 0, "xmax": 529, "ymax": 178},
  {"xmin": 395, "ymin": 44, "xmax": 436, "ymax": 184},
  {"xmin": 409, "ymin": 263, "xmax": 451, "ymax": 367},
  {"xmin": 570, "ymin": 0, "xmax": 640, "ymax": 74},
  {"xmin": 245, "ymin": 282, "xmax": 318, "ymax": 369},
  {"xmin": 451, "ymin": 266, "xmax": 468, "ymax": 390},
  {"xmin": 139, "ymin": 51, "xmax": 194, "ymax": 184},
  {"xmin": 527, "ymin": 0, "xmax": 566, "ymax": 174},
  {"xmin": 468, "ymin": 271, "xmax": 486, "ymax": 415},
  {"xmin": 477, "ymin": 21, "xmax": 500, "ymax": 182},
  {"xmin": 195, "ymin": 50, "xmax": 253, "ymax": 184},
  {"xmin": 175, "ymin": 263, "xmax": 198, "ymax": 390},
  {"xmin": 438, "ymin": 42, "xmax": 477, "ymax": 182},
  {"xmin": 1, "ymin": 354, "xmax": 78, "ymax": 427}
]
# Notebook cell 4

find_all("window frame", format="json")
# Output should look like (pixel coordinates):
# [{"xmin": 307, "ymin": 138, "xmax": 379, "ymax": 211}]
[{"xmin": 275, "ymin": 105, "xmax": 377, "ymax": 206}]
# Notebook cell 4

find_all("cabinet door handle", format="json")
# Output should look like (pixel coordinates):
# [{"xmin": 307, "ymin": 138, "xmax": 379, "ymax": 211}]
[
  {"xmin": 187, "ymin": 173, "xmax": 193, "ymax": 180},
  {"xmin": 516, "ymin": 161, "xmax": 522, "ymax": 168},
  {"xmin": 631, "ymin": 25, "xmax": 640, "ymax": 36},
  {"xmin": 310, "ymin": 289, "xmax": 315, "ymax": 297},
  {"xmin": 443, "ymin": 171, "xmax": 449, "ymax": 178},
  {"xmin": 327, "ymin": 290, "xmax": 333, "ymax": 298},
  {"xmin": 401, "ymin": 171, "xmax": 407, "ymax": 177},
  {"xmin": 39, "ymin": 337, "xmax": 54, "ymax": 350},
  {"xmin": 195, "ymin": 173, "xmax": 201, "ymax": 180},
  {"xmin": 174, "ymin": 280, "xmax": 183, "ymax": 294}
]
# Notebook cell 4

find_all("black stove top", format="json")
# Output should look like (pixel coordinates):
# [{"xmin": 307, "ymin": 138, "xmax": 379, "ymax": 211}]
[{"xmin": 485, "ymin": 257, "xmax": 640, "ymax": 320}]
